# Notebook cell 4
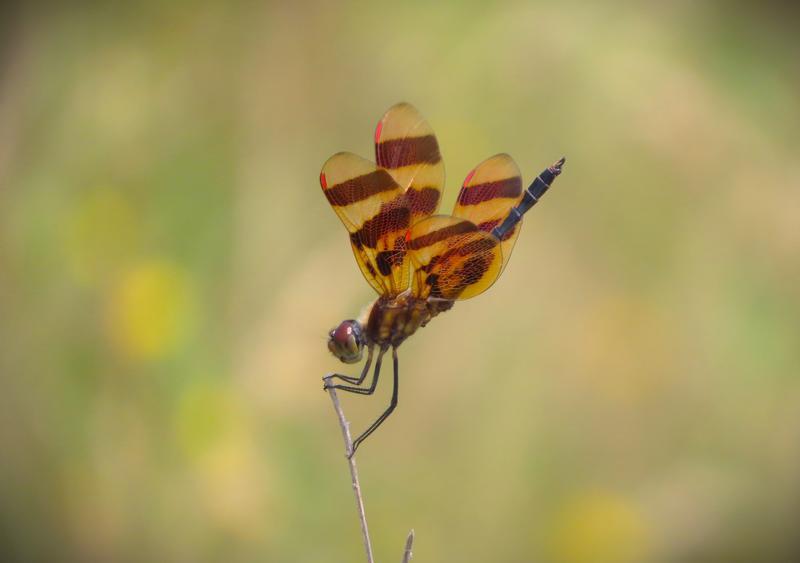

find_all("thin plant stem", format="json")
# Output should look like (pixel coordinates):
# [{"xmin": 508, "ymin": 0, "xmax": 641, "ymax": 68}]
[{"xmin": 326, "ymin": 379, "xmax": 374, "ymax": 563}]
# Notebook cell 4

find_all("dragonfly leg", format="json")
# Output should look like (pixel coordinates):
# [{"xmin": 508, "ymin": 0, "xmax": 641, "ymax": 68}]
[
  {"xmin": 323, "ymin": 345, "xmax": 374, "ymax": 386},
  {"xmin": 324, "ymin": 346, "xmax": 386, "ymax": 395},
  {"xmin": 349, "ymin": 346, "xmax": 399, "ymax": 457}
]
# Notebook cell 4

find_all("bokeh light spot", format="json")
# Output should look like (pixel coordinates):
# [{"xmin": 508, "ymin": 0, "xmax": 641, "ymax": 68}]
[
  {"xmin": 549, "ymin": 491, "xmax": 651, "ymax": 563},
  {"xmin": 106, "ymin": 260, "xmax": 193, "ymax": 360}
]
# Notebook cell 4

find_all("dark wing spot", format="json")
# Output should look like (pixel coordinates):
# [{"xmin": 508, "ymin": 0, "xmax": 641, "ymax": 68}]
[
  {"xmin": 425, "ymin": 273, "xmax": 442, "ymax": 298},
  {"xmin": 376, "ymin": 250, "xmax": 406, "ymax": 276}
]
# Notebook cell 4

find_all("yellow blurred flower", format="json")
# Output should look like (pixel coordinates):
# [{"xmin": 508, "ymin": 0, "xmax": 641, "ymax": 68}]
[
  {"xmin": 106, "ymin": 260, "xmax": 193, "ymax": 360},
  {"xmin": 548, "ymin": 491, "xmax": 651, "ymax": 563}
]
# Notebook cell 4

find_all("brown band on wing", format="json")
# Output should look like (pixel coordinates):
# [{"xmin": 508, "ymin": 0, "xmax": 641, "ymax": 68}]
[
  {"xmin": 376, "ymin": 135, "xmax": 441, "ymax": 169},
  {"xmin": 408, "ymin": 220, "xmax": 476, "ymax": 250},
  {"xmin": 457, "ymin": 177, "xmax": 522, "ymax": 206},
  {"xmin": 455, "ymin": 254, "xmax": 493, "ymax": 288},
  {"xmin": 324, "ymin": 169, "xmax": 398, "ymax": 206},
  {"xmin": 405, "ymin": 187, "xmax": 439, "ymax": 216},
  {"xmin": 421, "ymin": 236, "xmax": 496, "ymax": 275},
  {"xmin": 475, "ymin": 218, "xmax": 500, "ymax": 232},
  {"xmin": 438, "ymin": 253, "xmax": 495, "ymax": 298},
  {"xmin": 350, "ymin": 205, "xmax": 411, "ymax": 249},
  {"xmin": 455, "ymin": 236, "xmax": 498, "ymax": 256},
  {"xmin": 476, "ymin": 218, "xmax": 518, "ymax": 241}
]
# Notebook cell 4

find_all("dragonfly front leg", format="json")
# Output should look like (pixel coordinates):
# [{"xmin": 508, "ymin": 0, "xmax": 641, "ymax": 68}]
[
  {"xmin": 323, "ymin": 346, "xmax": 386, "ymax": 395},
  {"xmin": 322, "ymin": 345, "xmax": 374, "ymax": 387},
  {"xmin": 350, "ymin": 346, "xmax": 399, "ymax": 457}
]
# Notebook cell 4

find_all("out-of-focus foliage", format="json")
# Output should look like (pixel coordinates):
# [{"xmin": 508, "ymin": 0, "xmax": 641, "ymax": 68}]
[{"xmin": 1, "ymin": 1, "xmax": 798, "ymax": 562}]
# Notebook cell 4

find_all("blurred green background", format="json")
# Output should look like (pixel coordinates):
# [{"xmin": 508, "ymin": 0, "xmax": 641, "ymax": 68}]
[{"xmin": 1, "ymin": 1, "xmax": 798, "ymax": 562}]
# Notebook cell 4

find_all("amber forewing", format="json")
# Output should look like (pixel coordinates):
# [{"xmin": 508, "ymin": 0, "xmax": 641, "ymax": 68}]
[
  {"xmin": 452, "ymin": 153, "xmax": 524, "ymax": 270},
  {"xmin": 375, "ymin": 103, "xmax": 445, "ymax": 225},
  {"xmin": 407, "ymin": 215, "xmax": 503, "ymax": 300},
  {"xmin": 320, "ymin": 152, "xmax": 411, "ymax": 296}
]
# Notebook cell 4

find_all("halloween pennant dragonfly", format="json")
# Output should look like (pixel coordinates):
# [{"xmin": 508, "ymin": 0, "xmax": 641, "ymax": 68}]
[{"xmin": 321, "ymin": 103, "xmax": 565, "ymax": 456}]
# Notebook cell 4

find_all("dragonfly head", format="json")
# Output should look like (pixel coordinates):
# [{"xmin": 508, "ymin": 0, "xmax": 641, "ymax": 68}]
[{"xmin": 328, "ymin": 319, "xmax": 365, "ymax": 364}]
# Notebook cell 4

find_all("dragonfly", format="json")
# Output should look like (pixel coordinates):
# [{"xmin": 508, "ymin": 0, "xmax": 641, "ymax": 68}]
[{"xmin": 321, "ymin": 102, "xmax": 565, "ymax": 456}]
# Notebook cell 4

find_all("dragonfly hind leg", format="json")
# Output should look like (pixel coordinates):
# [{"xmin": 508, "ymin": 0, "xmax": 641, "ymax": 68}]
[{"xmin": 350, "ymin": 346, "xmax": 399, "ymax": 457}]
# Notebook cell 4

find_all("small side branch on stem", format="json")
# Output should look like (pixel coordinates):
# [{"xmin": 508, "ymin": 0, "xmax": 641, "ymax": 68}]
[{"xmin": 402, "ymin": 529, "xmax": 415, "ymax": 563}]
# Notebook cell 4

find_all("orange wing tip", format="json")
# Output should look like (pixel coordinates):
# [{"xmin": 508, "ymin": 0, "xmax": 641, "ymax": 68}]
[
  {"xmin": 463, "ymin": 168, "xmax": 476, "ymax": 186},
  {"xmin": 374, "ymin": 119, "xmax": 384, "ymax": 144},
  {"xmin": 319, "ymin": 172, "xmax": 328, "ymax": 189}
]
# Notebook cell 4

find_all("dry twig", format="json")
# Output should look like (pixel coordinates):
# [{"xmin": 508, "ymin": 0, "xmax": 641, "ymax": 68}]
[{"xmin": 326, "ymin": 380, "xmax": 374, "ymax": 563}]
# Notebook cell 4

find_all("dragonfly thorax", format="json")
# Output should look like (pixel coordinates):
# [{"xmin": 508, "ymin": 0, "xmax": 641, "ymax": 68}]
[{"xmin": 364, "ymin": 293, "xmax": 454, "ymax": 348}]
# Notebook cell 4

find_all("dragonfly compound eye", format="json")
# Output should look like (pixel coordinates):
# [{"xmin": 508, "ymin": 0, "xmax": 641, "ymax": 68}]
[{"xmin": 327, "ymin": 320, "xmax": 364, "ymax": 364}]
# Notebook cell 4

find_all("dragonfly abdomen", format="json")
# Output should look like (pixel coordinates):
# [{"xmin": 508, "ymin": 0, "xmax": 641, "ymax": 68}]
[{"xmin": 492, "ymin": 157, "xmax": 566, "ymax": 241}]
